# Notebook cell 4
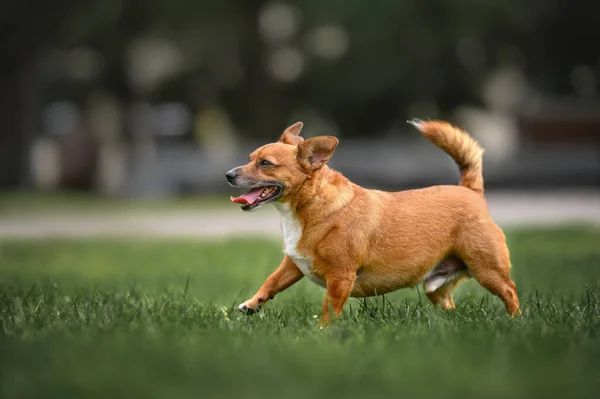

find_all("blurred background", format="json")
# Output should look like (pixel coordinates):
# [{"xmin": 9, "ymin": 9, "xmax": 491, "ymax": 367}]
[
  {"xmin": 1, "ymin": 4, "xmax": 600, "ymax": 397},
  {"xmin": 0, "ymin": 0, "xmax": 599, "ymax": 235}
]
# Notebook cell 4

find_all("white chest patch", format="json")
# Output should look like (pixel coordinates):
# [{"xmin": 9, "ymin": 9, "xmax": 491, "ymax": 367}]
[{"xmin": 274, "ymin": 203, "xmax": 326, "ymax": 288}]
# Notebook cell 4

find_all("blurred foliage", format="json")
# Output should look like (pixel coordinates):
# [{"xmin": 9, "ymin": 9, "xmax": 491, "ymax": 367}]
[{"xmin": 2, "ymin": 0, "xmax": 599, "ymax": 138}]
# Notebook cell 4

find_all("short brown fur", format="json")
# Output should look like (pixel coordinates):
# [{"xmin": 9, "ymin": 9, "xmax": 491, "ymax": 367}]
[{"xmin": 228, "ymin": 120, "xmax": 520, "ymax": 326}]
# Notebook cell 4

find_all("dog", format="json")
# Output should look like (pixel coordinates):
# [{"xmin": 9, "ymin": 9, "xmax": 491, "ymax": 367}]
[{"xmin": 226, "ymin": 120, "xmax": 520, "ymax": 325}]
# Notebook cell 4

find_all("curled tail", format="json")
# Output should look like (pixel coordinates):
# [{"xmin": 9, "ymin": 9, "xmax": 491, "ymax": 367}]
[{"xmin": 408, "ymin": 119, "xmax": 485, "ymax": 194}]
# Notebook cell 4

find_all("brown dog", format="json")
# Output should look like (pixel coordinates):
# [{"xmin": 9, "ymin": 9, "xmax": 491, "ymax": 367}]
[{"xmin": 226, "ymin": 120, "xmax": 520, "ymax": 325}]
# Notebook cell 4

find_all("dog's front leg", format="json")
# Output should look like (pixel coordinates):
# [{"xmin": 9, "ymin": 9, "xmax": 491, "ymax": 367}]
[
  {"xmin": 320, "ymin": 272, "xmax": 356, "ymax": 327},
  {"xmin": 239, "ymin": 255, "xmax": 304, "ymax": 314}
]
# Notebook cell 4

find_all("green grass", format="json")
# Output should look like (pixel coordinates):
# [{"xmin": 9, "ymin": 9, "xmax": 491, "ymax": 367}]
[{"xmin": 1, "ymin": 227, "xmax": 600, "ymax": 399}]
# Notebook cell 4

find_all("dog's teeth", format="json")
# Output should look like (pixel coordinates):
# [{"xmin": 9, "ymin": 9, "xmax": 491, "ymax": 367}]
[{"xmin": 259, "ymin": 187, "xmax": 276, "ymax": 200}]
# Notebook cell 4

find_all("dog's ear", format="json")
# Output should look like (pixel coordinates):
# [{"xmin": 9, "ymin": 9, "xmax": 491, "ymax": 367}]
[
  {"xmin": 298, "ymin": 136, "xmax": 339, "ymax": 170},
  {"xmin": 279, "ymin": 122, "xmax": 304, "ymax": 145}
]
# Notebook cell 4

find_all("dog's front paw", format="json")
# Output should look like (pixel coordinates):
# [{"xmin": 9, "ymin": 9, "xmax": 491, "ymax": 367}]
[{"xmin": 238, "ymin": 301, "xmax": 261, "ymax": 315}]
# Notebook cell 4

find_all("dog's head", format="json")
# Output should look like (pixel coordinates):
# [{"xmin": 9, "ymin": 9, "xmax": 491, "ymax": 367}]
[{"xmin": 226, "ymin": 122, "xmax": 339, "ymax": 211}]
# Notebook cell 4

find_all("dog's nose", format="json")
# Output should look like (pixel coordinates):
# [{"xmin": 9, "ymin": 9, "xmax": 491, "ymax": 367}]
[{"xmin": 225, "ymin": 169, "xmax": 238, "ymax": 182}]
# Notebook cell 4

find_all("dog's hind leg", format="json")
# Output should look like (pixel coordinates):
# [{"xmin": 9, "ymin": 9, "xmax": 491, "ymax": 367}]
[{"xmin": 457, "ymin": 224, "xmax": 521, "ymax": 317}]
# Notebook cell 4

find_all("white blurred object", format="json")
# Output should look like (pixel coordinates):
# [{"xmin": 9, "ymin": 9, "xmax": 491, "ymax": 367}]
[
  {"xmin": 96, "ymin": 143, "xmax": 127, "ymax": 196},
  {"xmin": 454, "ymin": 107, "xmax": 519, "ymax": 163},
  {"xmin": 268, "ymin": 47, "xmax": 305, "ymax": 82},
  {"xmin": 306, "ymin": 25, "xmax": 349, "ymax": 60},
  {"xmin": 452, "ymin": 65, "xmax": 539, "ymax": 163},
  {"xmin": 258, "ymin": 3, "xmax": 301, "ymax": 45},
  {"xmin": 30, "ymin": 138, "xmax": 61, "ymax": 189},
  {"xmin": 481, "ymin": 66, "xmax": 528, "ymax": 113},
  {"xmin": 127, "ymin": 36, "xmax": 184, "ymax": 95}
]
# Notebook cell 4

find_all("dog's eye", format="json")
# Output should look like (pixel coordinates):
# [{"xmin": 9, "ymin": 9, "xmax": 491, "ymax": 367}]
[{"xmin": 259, "ymin": 160, "xmax": 273, "ymax": 167}]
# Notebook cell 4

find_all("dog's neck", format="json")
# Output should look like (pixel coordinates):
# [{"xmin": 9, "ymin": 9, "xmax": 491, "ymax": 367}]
[{"xmin": 275, "ymin": 166, "xmax": 355, "ymax": 226}]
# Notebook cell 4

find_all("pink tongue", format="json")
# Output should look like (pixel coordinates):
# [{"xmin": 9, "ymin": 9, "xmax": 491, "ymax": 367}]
[{"xmin": 230, "ymin": 187, "xmax": 265, "ymax": 205}]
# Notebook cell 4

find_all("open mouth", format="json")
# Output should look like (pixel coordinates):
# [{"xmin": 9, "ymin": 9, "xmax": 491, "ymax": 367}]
[{"xmin": 230, "ymin": 184, "xmax": 283, "ymax": 211}]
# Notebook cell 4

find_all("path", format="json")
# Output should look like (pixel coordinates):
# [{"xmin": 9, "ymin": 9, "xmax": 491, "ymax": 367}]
[{"xmin": 0, "ymin": 190, "xmax": 598, "ymax": 239}]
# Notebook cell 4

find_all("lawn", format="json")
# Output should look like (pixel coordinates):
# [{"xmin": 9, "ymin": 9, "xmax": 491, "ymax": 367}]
[{"xmin": 1, "ymin": 227, "xmax": 600, "ymax": 399}]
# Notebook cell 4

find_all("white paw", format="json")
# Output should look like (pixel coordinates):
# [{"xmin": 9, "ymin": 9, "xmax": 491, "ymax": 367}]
[{"xmin": 238, "ymin": 302, "xmax": 260, "ymax": 315}]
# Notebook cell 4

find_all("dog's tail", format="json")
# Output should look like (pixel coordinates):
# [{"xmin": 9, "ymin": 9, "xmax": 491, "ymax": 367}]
[{"xmin": 408, "ymin": 119, "xmax": 484, "ymax": 195}]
